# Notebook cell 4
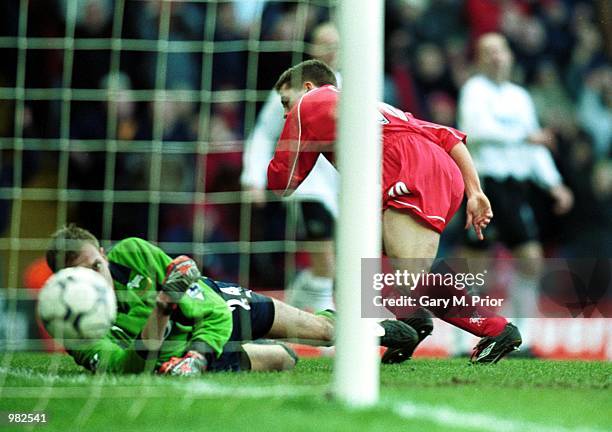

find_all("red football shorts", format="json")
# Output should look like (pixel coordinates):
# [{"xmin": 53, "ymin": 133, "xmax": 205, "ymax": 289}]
[{"xmin": 382, "ymin": 133, "xmax": 464, "ymax": 233}]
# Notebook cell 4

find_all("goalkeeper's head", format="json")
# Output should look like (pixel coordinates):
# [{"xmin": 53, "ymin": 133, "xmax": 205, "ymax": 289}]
[
  {"xmin": 46, "ymin": 224, "xmax": 113, "ymax": 288},
  {"xmin": 274, "ymin": 60, "xmax": 337, "ymax": 116}
]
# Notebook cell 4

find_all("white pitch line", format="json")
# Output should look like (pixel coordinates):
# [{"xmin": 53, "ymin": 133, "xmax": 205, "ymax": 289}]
[
  {"xmin": 1, "ymin": 368, "xmax": 608, "ymax": 432},
  {"xmin": 0, "ymin": 366, "xmax": 91, "ymax": 384},
  {"xmin": 393, "ymin": 401, "xmax": 607, "ymax": 432},
  {"xmin": 0, "ymin": 366, "xmax": 325, "ymax": 399},
  {"xmin": 184, "ymin": 381, "xmax": 326, "ymax": 398},
  {"xmin": 0, "ymin": 383, "xmax": 324, "ymax": 400}
]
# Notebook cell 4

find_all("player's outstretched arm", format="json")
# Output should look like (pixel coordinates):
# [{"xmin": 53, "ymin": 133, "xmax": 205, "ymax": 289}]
[
  {"xmin": 450, "ymin": 143, "xmax": 482, "ymax": 198},
  {"xmin": 449, "ymin": 143, "xmax": 493, "ymax": 240}
]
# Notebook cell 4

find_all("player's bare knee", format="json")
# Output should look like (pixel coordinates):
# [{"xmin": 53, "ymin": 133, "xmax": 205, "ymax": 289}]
[
  {"xmin": 267, "ymin": 344, "xmax": 298, "ymax": 371},
  {"xmin": 315, "ymin": 316, "xmax": 334, "ymax": 344},
  {"xmin": 513, "ymin": 242, "xmax": 544, "ymax": 276},
  {"xmin": 242, "ymin": 343, "xmax": 297, "ymax": 372},
  {"xmin": 324, "ymin": 318, "xmax": 334, "ymax": 342},
  {"xmin": 518, "ymin": 260, "xmax": 543, "ymax": 277},
  {"xmin": 278, "ymin": 349, "xmax": 298, "ymax": 371}
]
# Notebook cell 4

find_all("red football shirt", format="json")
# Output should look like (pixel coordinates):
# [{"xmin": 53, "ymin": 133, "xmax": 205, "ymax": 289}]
[{"xmin": 267, "ymin": 85, "xmax": 467, "ymax": 232}]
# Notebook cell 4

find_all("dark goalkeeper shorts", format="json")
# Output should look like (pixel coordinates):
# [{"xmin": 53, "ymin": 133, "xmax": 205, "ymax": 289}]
[
  {"xmin": 203, "ymin": 278, "xmax": 276, "ymax": 372},
  {"xmin": 465, "ymin": 177, "xmax": 539, "ymax": 249}
]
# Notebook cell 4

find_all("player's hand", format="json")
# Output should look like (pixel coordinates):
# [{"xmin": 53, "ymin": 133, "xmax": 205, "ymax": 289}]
[
  {"xmin": 245, "ymin": 186, "xmax": 267, "ymax": 209},
  {"xmin": 158, "ymin": 351, "xmax": 207, "ymax": 376},
  {"xmin": 161, "ymin": 255, "xmax": 201, "ymax": 301},
  {"xmin": 549, "ymin": 184, "xmax": 574, "ymax": 215},
  {"xmin": 527, "ymin": 129, "xmax": 557, "ymax": 151},
  {"xmin": 465, "ymin": 192, "xmax": 493, "ymax": 241}
]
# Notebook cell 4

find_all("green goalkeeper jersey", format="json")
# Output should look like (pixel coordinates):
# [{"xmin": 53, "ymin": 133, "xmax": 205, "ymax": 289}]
[{"xmin": 68, "ymin": 237, "xmax": 232, "ymax": 374}]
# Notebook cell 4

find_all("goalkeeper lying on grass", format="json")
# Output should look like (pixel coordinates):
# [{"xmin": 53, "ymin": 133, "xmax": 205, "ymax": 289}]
[{"xmin": 45, "ymin": 224, "xmax": 416, "ymax": 376}]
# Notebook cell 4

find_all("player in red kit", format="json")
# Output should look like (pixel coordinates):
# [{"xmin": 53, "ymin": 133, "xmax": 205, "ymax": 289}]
[{"xmin": 267, "ymin": 60, "xmax": 522, "ymax": 363}]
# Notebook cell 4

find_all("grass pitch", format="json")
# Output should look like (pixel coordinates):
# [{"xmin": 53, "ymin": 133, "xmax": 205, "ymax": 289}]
[{"xmin": 0, "ymin": 352, "xmax": 610, "ymax": 432}]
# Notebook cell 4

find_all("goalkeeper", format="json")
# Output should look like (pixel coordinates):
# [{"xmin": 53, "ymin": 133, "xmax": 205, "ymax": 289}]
[{"xmin": 46, "ymin": 224, "xmax": 415, "ymax": 375}]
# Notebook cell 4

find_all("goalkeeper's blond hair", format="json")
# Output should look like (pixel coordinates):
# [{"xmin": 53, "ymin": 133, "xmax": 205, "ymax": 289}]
[{"xmin": 46, "ymin": 224, "xmax": 100, "ymax": 272}]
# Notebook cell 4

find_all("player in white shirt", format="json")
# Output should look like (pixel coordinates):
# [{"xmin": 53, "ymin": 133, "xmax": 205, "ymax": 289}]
[{"xmin": 457, "ymin": 33, "xmax": 574, "ymax": 346}]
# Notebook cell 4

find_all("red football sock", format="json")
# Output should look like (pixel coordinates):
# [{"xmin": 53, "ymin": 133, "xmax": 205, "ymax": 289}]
[
  {"xmin": 382, "ymin": 260, "xmax": 508, "ymax": 337},
  {"xmin": 442, "ymin": 316, "xmax": 507, "ymax": 338}
]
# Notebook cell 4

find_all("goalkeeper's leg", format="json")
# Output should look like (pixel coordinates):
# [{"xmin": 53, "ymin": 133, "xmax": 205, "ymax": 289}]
[
  {"xmin": 265, "ymin": 298, "xmax": 335, "ymax": 345},
  {"xmin": 265, "ymin": 298, "xmax": 419, "ymax": 352},
  {"xmin": 241, "ymin": 341, "xmax": 298, "ymax": 371}
]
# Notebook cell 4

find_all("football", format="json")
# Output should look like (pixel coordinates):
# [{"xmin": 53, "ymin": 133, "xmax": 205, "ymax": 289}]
[{"xmin": 37, "ymin": 266, "xmax": 117, "ymax": 347}]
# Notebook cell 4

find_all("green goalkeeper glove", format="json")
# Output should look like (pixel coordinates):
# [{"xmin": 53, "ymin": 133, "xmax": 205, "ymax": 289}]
[{"xmin": 161, "ymin": 255, "xmax": 201, "ymax": 301}]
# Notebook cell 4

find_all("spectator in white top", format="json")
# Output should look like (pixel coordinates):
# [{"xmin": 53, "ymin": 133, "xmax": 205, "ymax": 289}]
[
  {"xmin": 457, "ymin": 33, "xmax": 574, "ymax": 340},
  {"xmin": 577, "ymin": 66, "xmax": 611, "ymax": 160},
  {"xmin": 241, "ymin": 22, "xmax": 340, "ymax": 312}
]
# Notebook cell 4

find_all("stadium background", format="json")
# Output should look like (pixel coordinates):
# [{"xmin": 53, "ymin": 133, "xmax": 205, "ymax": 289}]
[{"xmin": 0, "ymin": 0, "xmax": 610, "ymax": 358}]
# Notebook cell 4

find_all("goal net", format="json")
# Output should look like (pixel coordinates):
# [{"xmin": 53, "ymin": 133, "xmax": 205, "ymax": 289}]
[{"xmin": 0, "ymin": 0, "xmax": 340, "ymax": 352}]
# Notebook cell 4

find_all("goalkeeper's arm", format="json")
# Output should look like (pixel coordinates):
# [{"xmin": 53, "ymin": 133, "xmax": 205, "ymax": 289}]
[
  {"xmin": 159, "ymin": 256, "xmax": 232, "ymax": 367},
  {"xmin": 67, "ymin": 294, "xmax": 177, "ymax": 374},
  {"xmin": 140, "ymin": 255, "xmax": 204, "ymax": 353},
  {"xmin": 139, "ymin": 291, "xmax": 174, "ymax": 352},
  {"xmin": 75, "ymin": 255, "xmax": 202, "ymax": 373}
]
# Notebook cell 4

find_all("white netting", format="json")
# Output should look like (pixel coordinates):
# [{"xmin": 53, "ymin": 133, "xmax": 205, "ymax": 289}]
[{"xmin": 0, "ymin": 0, "xmax": 337, "ymax": 350}]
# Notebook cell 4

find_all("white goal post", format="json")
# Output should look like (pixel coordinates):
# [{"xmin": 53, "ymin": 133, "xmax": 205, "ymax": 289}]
[{"xmin": 333, "ymin": 0, "xmax": 384, "ymax": 406}]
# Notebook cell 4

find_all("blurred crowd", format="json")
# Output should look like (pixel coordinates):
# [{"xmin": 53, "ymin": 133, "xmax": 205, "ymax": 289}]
[
  {"xmin": 0, "ymin": 0, "xmax": 610, "ymax": 288},
  {"xmin": 384, "ymin": 0, "xmax": 611, "ymax": 262}
]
